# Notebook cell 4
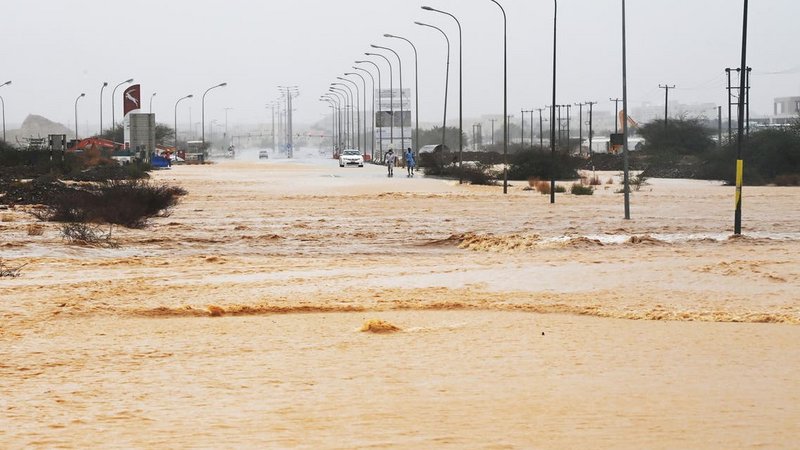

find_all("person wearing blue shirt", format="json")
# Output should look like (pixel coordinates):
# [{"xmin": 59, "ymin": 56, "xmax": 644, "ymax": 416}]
[{"xmin": 405, "ymin": 148, "xmax": 415, "ymax": 177}]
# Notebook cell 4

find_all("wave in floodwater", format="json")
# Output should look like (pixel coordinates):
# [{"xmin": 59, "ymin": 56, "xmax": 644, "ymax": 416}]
[{"xmin": 431, "ymin": 231, "xmax": 800, "ymax": 252}]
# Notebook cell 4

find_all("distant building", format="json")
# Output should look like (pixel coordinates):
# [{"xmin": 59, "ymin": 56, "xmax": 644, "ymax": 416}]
[{"xmin": 774, "ymin": 96, "xmax": 800, "ymax": 117}]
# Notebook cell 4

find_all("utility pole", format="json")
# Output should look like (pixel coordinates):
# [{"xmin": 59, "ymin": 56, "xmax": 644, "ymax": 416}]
[
  {"xmin": 574, "ymin": 103, "xmax": 584, "ymax": 155},
  {"xmin": 536, "ymin": 108, "xmax": 545, "ymax": 148},
  {"xmin": 658, "ymin": 84, "xmax": 676, "ymax": 132},
  {"xmin": 734, "ymin": 0, "xmax": 749, "ymax": 236},
  {"xmin": 610, "ymin": 97, "xmax": 622, "ymax": 134},
  {"xmin": 520, "ymin": 109, "xmax": 525, "ymax": 145},
  {"xmin": 490, "ymin": 118, "xmax": 497, "ymax": 146},
  {"xmin": 585, "ymin": 101, "xmax": 598, "ymax": 158},
  {"xmin": 717, "ymin": 105, "xmax": 722, "ymax": 148},
  {"xmin": 528, "ymin": 109, "xmax": 534, "ymax": 145},
  {"xmin": 565, "ymin": 104, "xmax": 572, "ymax": 152}
]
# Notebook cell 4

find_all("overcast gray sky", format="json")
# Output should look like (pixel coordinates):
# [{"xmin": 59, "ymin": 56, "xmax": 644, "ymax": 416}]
[{"xmin": 1, "ymin": 0, "xmax": 798, "ymax": 131}]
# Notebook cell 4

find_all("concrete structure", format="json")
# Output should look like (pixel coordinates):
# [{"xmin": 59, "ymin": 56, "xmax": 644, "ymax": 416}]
[
  {"xmin": 129, "ymin": 113, "xmax": 155, "ymax": 162},
  {"xmin": 774, "ymin": 96, "xmax": 800, "ymax": 117}
]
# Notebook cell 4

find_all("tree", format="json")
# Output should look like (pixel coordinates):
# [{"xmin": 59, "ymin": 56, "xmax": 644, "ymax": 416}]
[
  {"xmin": 701, "ymin": 128, "xmax": 800, "ymax": 185},
  {"xmin": 412, "ymin": 126, "xmax": 467, "ymax": 151},
  {"xmin": 639, "ymin": 118, "xmax": 716, "ymax": 155},
  {"xmin": 98, "ymin": 123, "xmax": 174, "ymax": 145}
]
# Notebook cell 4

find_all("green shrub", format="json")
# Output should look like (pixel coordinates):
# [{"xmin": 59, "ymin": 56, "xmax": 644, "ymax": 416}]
[{"xmin": 570, "ymin": 183, "xmax": 594, "ymax": 195}]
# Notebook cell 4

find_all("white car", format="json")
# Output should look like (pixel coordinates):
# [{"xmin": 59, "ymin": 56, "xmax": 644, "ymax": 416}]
[{"xmin": 339, "ymin": 149, "xmax": 364, "ymax": 167}]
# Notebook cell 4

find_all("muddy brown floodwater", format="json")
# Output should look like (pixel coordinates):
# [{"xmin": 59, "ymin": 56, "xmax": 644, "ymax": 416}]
[{"xmin": 2, "ymin": 157, "xmax": 799, "ymax": 448}]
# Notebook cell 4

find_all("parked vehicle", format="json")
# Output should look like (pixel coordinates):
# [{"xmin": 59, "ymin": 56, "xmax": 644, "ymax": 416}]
[{"xmin": 259, "ymin": 150, "xmax": 269, "ymax": 159}]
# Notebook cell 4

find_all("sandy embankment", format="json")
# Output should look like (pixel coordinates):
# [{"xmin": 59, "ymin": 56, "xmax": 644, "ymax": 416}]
[{"xmin": 1, "ymin": 158, "xmax": 799, "ymax": 447}]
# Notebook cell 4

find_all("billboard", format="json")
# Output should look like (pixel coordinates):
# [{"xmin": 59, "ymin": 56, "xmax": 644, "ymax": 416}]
[{"xmin": 123, "ymin": 84, "xmax": 141, "ymax": 145}]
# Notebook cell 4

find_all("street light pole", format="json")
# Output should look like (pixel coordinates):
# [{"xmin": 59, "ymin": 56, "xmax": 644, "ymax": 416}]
[
  {"xmin": 423, "ymin": 6, "xmax": 463, "ymax": 184},
  {"xmin": 149, "ymin": 92, "xmax": 157, "ymax": 113},
  {"xmin": 224, "ymin": 107, "xmax": 233, "ymax": 146},
  {"xmin": 415, "ymin": 22, "xmax": 450, "ymax": 153},
  {"xmin": 0, "ymin": 80, "xmax": 10, "ymax": 142},
  {"xmin": 74, "ymin": 93, "xmax": 86, "ymax": 140},
  {"xmin": 111, "ymin": 78, "xmax": 133, "ymax": 131},
  {"xmin": 201, "ymin": 82, "xmax": 227, "ymax": 150},
  {"xmin": 174, "ymin": 94, "xmax": 193, "ymax": 152},
  {"xmin": 365, "ymin": 52, "xmax": 394, "ymax": 150},
  {"xmin": 550, "ymin": 0, "xmax": 558, "ymax": 204},
  {"xmin": 537, "ymin": 108, "xmax": 545, "ymax": 148},
  {"xmin": 345, "ymin": 72, "xmax": 368, "ymax": 157},
  {"xmin": 354, "ymin": 66, "xmax": 377, "ymax": 159},
  {"xmin": 337, "ymin": 78, "xmax": 361, "ymax": 151},
  {"xmin": 333, "ymin": 84, "xmax": 357, "ymax": 149},
  {"xmin": 488, "ymin": 0, "xmax": 508, "ymax": 193},
  {"xmin": 622, "ymin": 0, "xmax": 631, "ymax": 219},
  {"xmin": 99, "ymin": 81, "xmax": 108, "ymax": 135},
  {"xmin": 384, "ymin": 34, "xmax": 419, "ymax": 156},
  {"xmin": 330, "ymin": 88, "xmax": 351, "ymax": 147},
  {"xmin": 371, "ymin": 45, "xmax": 405, "ymax": 153}
]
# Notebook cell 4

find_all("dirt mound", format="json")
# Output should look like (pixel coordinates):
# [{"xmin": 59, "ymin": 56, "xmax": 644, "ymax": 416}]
[{"xmin": 360, "ymin": 319, "xmax": 401, "ymax": 333}]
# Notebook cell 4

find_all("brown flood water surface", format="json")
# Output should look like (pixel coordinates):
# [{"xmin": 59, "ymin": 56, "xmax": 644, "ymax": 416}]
[{"xmin": 1, "ymin": 157, "xmax": 799, "ymax": 448}]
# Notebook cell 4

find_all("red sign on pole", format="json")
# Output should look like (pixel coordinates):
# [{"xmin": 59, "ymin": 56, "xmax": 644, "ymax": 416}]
[{"xmin": 123, "ymin": 84, "xmax": 141, "ymax": 116}]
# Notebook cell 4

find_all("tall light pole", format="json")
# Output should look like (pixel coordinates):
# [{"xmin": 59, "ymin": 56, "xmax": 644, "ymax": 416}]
[
  {"xmin": 336, "ymin": 78, "xmax": 361, "ymax": 151},
  {"xmin": 550, "ymin": 0, "xmax": 558, "ymax": 204},
  {"xmin": 415, "ymin": 22, "xmax": 450, "ymax": 153},
  {"xmin": 0, "ymin": 80, "xmax": 10, "ymax": 142},
  {"xmin": 201, "ymin": 82, "xmax": 227, "ymax": 150},
  {"xmin": 488, "ymin": 0, "xmax": 508, "ymax": 192},
  {"xmin": 353, "ymin": 65, "xmax": 376, "ymax": 159},
  {"xmin": 356, "ymin": 61, "xmax": 382, "ymax": 158},
  {"xmin": 423, "ymin": 6, "xmax": 463, "ymax": 184},
  {"xmin": 74, "ymin": 93, "xmax": 86, "ymax": 140},
  {"xmin": 321, "ymin": 98, "xmax": 336, "ymax": 156},
  {"xmin": 149, "ymin": 92, "xmax": 157, "ymax": 113},
  {"xmin": 111, "ymin": 78, "xmax": 133, "ymax": 131},
  {"xmin": 345, "ymin": 72, "xmax": 368, "ymax": 157},
  {"xmin": 365, "ymin": 52, "xmax": 394, "ymax": 150},
  {"xmin": 329, "ymin": 89, "xmax": 349, "ymax": 147},
  {"xmin": 332, "ymin": 85, "xmax": 355, "ymax": 148},
  {"xmin": 371, "ymin": 45, "xmax": 405, "ymax": 152},
  {"xmin": 323, "ymin": 94, "xmax": 342, "ymax": 152},
  {"xmin": 224, "ymin": 107, "xmax": 233, "ymax": 145},
  {"xmin": 174, "ymin": 94, "xmax": 193, "ymax": 151},
  {"xmin": 279, "ymin": 86, "xmax": 299, "ymax": 158},
  {"xmin": 734, "ymin": 0, "xmax": 749, "ymax": 235},
  {"xmin": 99, "ymin": 81, "xmax": 108, "ymax": 135},
  {"xmin": 384, "ymin": 33, "xmax": 419, "ymax": 156},
  {"xmin": 621, "ymin": 0, "xmax": 631, "ymax": 219}
]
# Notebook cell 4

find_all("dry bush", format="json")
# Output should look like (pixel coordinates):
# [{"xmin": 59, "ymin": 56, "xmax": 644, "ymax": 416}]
[
  {"xmin": 0, "ymin": 259, "xmax": 26, "ymax": 278},
  {"xmin": 589, "ymin": 176, "xmax": 602, "ymax": 186},
  {"xmin": 41, "ymin": 180, "xmax": 187, "ymax": 229},
  {"xmin": 26, "ymin": 223, "xmax": 44, "ymax": 236},
  {"xmin": 60, "ymin": 223, "xmax": 116, "ymax": 247},
  {"xmin": 1, "ymin": 213, "xmax": 13, "ymax": 222},
  {"xmin": 774, "ymin": 174, "xmax": 800, "ymax": 186},
  {"xmin": 606, "ymin": 177, "xmax": 614, "ymax": 185},
  {"xmin": 534, "ymin": 180, "xmax": 551, "ymax": 195}
]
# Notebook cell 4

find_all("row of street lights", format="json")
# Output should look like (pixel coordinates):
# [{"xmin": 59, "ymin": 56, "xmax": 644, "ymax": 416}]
[
  {"xmin": 318, "ymin": 2, "xmax": 550, "ymax": 194},
  {"xmin": 2, "ymin": 77, "xmax": 225, "ymax": 149}
]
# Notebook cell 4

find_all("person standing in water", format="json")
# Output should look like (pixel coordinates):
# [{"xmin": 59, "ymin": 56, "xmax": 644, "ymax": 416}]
[
  {"xmin": 405, "ymin": 147, "xmax": 415, "ymax": 177},
  {"xmin": 386, "ymin": 149, "xmax": 396, "ymax": 177}
]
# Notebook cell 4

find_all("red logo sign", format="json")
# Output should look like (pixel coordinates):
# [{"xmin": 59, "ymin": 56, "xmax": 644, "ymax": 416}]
[{"xmin": 123, "ymin": 84, "xmax": 141, "ymax": 116}]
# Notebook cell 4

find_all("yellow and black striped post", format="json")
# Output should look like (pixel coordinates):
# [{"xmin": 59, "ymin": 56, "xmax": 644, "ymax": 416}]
[{"xmin": 734, "ymin": 159, "xmax": 743, "ymax": 234}]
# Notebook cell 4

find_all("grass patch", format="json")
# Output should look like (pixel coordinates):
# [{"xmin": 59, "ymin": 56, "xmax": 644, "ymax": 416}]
[{"xmin": 570, "ymin": 183, "xmax": 594, "ymax": 195}]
